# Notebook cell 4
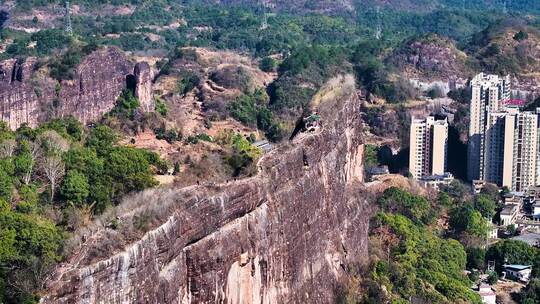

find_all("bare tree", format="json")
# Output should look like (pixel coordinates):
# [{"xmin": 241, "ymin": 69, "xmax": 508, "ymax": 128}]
[
  {"xmin": 21, "ymin": 141, "xmax": 42, "ymax": 185},
  {"xmin": 41, "ymin": 155, "xmax": 65, "ymax": 202},
  {"xmin": 0, "ymin": 139, "xmax": 16, "ymax": 158},
  {"xmin": 37, "ymin": 130, "xmax": 69, "ymax": 156}
]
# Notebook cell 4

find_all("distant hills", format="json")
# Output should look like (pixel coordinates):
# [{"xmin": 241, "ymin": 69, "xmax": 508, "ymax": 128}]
[{"xmin": 184, "ymin": 0, "xmax": 540, "ymax": 15}]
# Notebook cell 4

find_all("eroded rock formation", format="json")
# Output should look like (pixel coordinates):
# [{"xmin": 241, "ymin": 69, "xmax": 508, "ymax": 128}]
[
  {"xmin": 0, "ymin": 47, "xmax": 153, "ymax": 129},
  {"xmin": 134, "ymin": 62, "xmax": 154, "ymax": 112},
  {"xmin": 42, "ymin": 77, "xmax": 370, "ymax": 304}
]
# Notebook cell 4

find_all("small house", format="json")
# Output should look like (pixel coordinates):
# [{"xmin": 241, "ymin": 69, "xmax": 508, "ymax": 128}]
[
  {"xmin": 500, "ymin": 204, "xmax": 519, "ymax": 226},
  {"xmin": 367, "ymin": 165, "xmax": 389, "ymax": 181},
  {"xmin": 418, "ymin": 172, "xmax": 454, "ymax": 190},
  {"xmin": 503, "ymin": 264, "xmax": 532, "ymax": 282}
]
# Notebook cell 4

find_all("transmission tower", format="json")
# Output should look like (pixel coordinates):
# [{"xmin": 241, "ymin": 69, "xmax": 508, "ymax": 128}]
[
  {"xmin": 64, "ymin": 1, "xmax": 73, "ymax": 35},
  {"xmin": 375, "ymin": 6, "xmax": 382, "ymax": 40},
  {"xmin": 261, "ymin": 1, "xmax": 269, "ymax": 30}
]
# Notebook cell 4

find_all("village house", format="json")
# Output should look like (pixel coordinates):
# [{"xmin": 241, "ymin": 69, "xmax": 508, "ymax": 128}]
[
  {"xmin": 500, "ymin": 204, "xmax": 519, "ymax": 226},
  {"xmin": 503, "ymin": 264, "xmax": 532, "ymax": 283}
]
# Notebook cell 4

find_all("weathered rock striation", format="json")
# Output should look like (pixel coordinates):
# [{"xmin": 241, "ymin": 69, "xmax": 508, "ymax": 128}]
[
  {"xmin": 0, "ymin": 47, "xmax": 153, "ymax": 129},
  {"xmin": 42, "ymin": 77, "xmax": 370, "ymax": 304}
]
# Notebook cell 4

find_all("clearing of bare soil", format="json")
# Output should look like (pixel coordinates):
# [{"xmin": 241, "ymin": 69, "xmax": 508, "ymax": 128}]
[{"xmin": 493, "ymin": 280, "xmax": 525, "ymax": 304}]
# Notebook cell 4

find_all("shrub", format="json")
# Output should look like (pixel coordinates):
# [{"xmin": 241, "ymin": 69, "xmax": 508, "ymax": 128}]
[
  {"xmin": 155, "ymin": 98, "xmax": 168, "ymax": 117},
  {"xmin": 210, "ymin": 66, "xmax": 253, "ymax": 92},
  {"xmin": 110, "ymin": 90, "xmax": 140, "ymax": 119},
  {"xmin": 154, "ymin": 127, "xmax": 182, "ymax": 143},
  {"xmin": 49, "ymin": 49, "xmax": 82, "ymax": 81},
  {"xmin": 225, "ymin": 133, "xmax": 262, "ymax": 176},
  {"xmin": 259, "ymin": 56, "xmax": 277, "ymax": 72},
  {"xmin": 487, "ymin": 271, "xmax": 498, "ymax": 284},
  {"xmin": 513, "ymin": 30, "xmax": 528, "ymax": 41},
  {"xmin": 177, "ymin": 71, "xmax": 200, "ymax": 95},
  {"xmin": 378, "ymin": 187, "xmax": 435, "ymax": 225},
  {"xmin": 31, "ymin": 29, "xmax": 72, "ymax": 55}
]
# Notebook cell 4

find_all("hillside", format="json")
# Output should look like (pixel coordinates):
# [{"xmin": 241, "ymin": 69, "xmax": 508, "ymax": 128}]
[
  {"xmin": 41, "ymin": 76, "xmax": 370, "ymax": 304},
  {"xmin": 469, "ymin": 22, "xmax": 540, "ymax": 75},
  {"xmin": 183, "ymin": 0, "xmax": 540, "ymax": 14},
  {"xmin": 2, "ymin": 1, "xmax": 540, "ymax": 303},
  {"xmin": 388, "ymin": 33, "xmax": 470, "ymax": 80}
]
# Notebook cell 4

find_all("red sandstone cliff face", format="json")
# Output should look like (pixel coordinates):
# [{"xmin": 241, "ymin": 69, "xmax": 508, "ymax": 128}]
[
  {"xmin": 41, "ymin": 78, "xmax": 369, "ymax": 304},
  {"xmin": 0, "ymin": 47, "xmax": 153, "ymax": 129}
]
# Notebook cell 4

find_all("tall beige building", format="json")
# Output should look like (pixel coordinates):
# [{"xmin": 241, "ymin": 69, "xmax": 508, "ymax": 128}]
[
  {"xmin": 409, "ymin": 116, "xmax": 448, "ymax": 179},
  {"xmin": 467, "ymin": 73, "xmax": 540, "ymax": 191},
  {"xmin": 505, "ymin": 108, "xmax": 539, "ymax": 191},
  {"xmin": 468, "ymin": 73, "xmax": 511, "ymax": 181},
  {"xmin": 484, "ymin": 108, "xmax": 539, "ymax": 191}
]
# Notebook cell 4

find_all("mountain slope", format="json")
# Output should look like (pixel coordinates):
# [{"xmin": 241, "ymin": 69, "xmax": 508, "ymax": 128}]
[
  {"xmin": 42, "ymin": 76, "xmax": 370, "ymax": 303},
  {"xmin": 387, "ymin": 33, "xmax": 470, "ymax": 80},
  {"xmin": 183, "ymin": 0, "xmax": 540, "ymax": 14}
]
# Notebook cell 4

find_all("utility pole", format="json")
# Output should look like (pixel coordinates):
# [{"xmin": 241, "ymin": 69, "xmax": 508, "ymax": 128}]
[{"xmin": 64, "ymin": 1, "xmax": 73, "ymax": 35}]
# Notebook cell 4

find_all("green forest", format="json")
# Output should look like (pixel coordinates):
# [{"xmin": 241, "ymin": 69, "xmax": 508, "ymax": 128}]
[{"xmin": 1, "ymin": 0, "xmax": 540, "ymax": 303}]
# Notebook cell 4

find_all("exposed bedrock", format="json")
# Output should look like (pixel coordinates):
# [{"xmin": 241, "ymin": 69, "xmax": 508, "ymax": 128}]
[
  {"xmin": 42, "ymin": 80, "xmax": 369, "ymax": 304},
  {"xmin": 0, "ymin": 47, "xmax": 153, "ymax": 130}
]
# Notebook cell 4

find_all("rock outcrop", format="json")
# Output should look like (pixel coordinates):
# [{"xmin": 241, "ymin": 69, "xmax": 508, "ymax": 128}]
[
  {"xmin": 42, "ymin": 76, "xmax": 370, "ymax": 304},
  {"xmin": 0, "ymin": 47, "xmax": 153, "ymax": 129},
  {"xmin": 388, "ymin": 34, "xmax": 470, "ymax": 81},
  {"xmin": 134, "ymin": 62, "xmax": 154, "ymax": 112}
]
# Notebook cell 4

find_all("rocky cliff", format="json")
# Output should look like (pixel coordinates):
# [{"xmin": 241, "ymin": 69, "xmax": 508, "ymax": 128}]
[
  {"xmin": 41, "ymin": 75, "xmax": 370, "ymax": 304},
  {"xmin": 0, "ymin": 47, "xmax": 153, "ymax": 129}
]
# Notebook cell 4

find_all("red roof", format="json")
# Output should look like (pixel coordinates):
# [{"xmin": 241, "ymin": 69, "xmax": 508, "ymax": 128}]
[{"xmin": 504, "ymin": 99, "xmax": 526, "ymax": 106}]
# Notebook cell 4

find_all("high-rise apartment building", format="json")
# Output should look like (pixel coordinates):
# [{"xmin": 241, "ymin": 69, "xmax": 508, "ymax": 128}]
[
  {"xmin": 409, "ymin": 116, "xmax": 448, "ymax": 179},
  {"xmin": 468, "ymin": 73, "xmax": 511, "ymax": 181},
  {"xmin": 484, "ymin": 107, "xmax": 539, "ymax": 191},
  {"xmin": 467, "ymin": 73, "xmax": 540, "ymax": 192}
]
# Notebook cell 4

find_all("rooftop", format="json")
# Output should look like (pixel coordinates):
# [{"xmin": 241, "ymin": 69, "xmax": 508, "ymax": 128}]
[
  {"xmin": 501, "ymin": 204, "xmax": 518, "ymax": 215},
  {"xmin": 367, "ymin": 166, "xmax": 389, "ymax": 175},
  {"xmin": 419, "ymin": 172, "xmax": 454, "ymax": 181},
  {"xmin": 471, "ymin": 73, "xmax": 509, "ymax": 87},
  {"xmin": 511, "ymin": 233, "xmax": 540, "ymax": 246},
  {"xmin": 504, "ymin": 264, "xmax": 532, "ymax": 271}
]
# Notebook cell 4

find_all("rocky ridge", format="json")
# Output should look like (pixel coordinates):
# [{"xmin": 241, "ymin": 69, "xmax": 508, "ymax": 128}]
[
  {"xmin": 0, "ymin": 47, "xmax": 153, "ymax": 129},
  {"xmin": 41, "ymin": 75, "xmax": 370, "ymax": 304}
]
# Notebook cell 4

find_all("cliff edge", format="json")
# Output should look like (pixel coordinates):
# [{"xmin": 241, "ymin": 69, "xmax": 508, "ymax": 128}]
[
  {"xmin": 0, "ymin": 47, "xmax": 153, "ymax": 129},
  {"xmin": 42, "ymin": 75, "xmax": 369, "ymax": 304}
]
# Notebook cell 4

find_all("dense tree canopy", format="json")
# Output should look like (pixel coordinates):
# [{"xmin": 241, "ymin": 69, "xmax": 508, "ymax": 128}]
[{"xmin": 371, "ymin": 213, "xmax": 482, "ymax": 304}]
